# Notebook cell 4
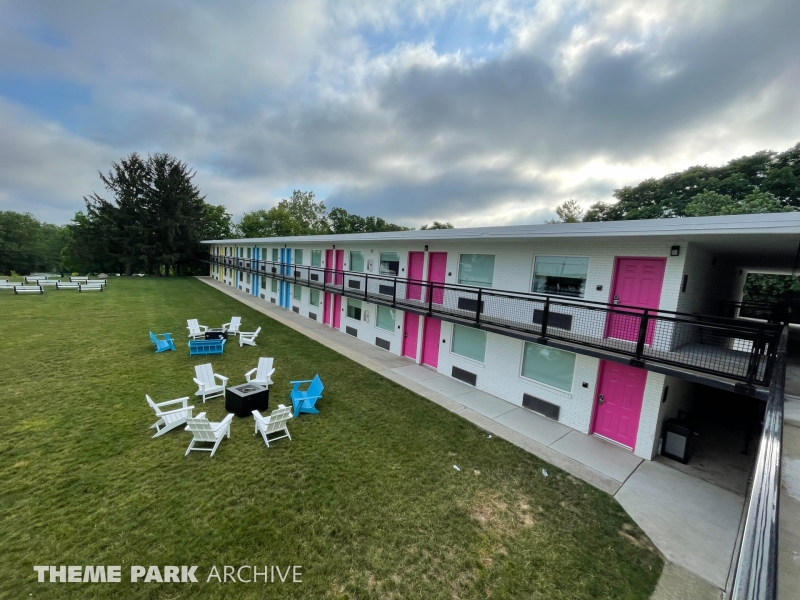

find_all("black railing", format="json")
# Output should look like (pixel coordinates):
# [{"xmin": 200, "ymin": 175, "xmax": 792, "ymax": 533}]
[
  {"xmin": 208, "ymin": 255, "xmax": 782, "ymax": 387},
  {"xmin": 729, "ymin": 325, "xmax": 787, "ymax": 600}
]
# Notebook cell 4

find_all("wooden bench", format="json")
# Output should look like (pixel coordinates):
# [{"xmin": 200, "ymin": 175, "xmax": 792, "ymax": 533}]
[
  {"xmin": 14, "ymin": 285, "xmax": 44, "ymax": 294},
  {"xmin": 188, "ymin": 339, "xmax": 226, "ymax": 356},
  {"xmin": 79, "ymin": 283, "xmax": 104, "ymax": 292},
  {"xmin": 56, "ymin": 281, "xmax": 80, "ymax": 290}
]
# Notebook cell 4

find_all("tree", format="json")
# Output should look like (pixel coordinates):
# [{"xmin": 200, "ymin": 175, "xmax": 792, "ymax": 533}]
[
  {"xmin": 684, "ymin": 189, "xmax": 791, "ymax": 217},
  {"xmin": 420, "ymin": 221, "xmax": 455, "ymax": 229},
  {"xmin": 0, "ymin": 211, "xmax": 67, "ymax": 274},
  {"xmin": 545, "ymin": 200, "xmax": 584, "ymax": 223},
  {"xmin": 65, "ymin": 153, "xmax": 217, "ymax": 275},
  {"xmin": 584, "ymin": 142, "xmax": 800, "ymax": 221}
]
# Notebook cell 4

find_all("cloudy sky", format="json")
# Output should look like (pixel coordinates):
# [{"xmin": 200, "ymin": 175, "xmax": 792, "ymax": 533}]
[{"xmin": 1, "ymin": 0, "xmax": 798, "ymax": 227}]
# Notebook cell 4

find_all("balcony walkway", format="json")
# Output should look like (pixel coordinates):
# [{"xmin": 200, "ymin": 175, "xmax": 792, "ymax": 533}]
[
  {"xmin": 779, "ymin": 350, "xmax": 800, "ymax": 600},
  {"xmin": 197, "ymin": 276, "xmax": 746, "ymax": 599}
]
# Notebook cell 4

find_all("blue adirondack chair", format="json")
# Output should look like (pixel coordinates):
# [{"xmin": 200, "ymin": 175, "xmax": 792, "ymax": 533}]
[
  {"xmin": 289, "ymin": 375, "xmax": 324, "ymax": 417},
  {"xmin": 149, "ymin": 331, "xmax": 176, "ymax": 353}
]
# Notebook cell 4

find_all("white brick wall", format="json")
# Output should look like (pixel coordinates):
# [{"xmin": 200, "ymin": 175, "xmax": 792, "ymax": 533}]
[{"xmin": 210, "ymin": 236, "xmax": 701, "ymax": 460}]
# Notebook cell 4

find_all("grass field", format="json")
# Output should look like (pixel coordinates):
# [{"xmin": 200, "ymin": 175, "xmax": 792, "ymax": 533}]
[{"xmin": 0, "ymin": 277, "xmax": 662, "ymax": 599}]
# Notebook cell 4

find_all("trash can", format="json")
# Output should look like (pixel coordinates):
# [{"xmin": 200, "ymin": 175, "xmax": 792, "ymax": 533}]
[{"xmin": 661, "ymin": 418, "xmax": 694, "ymax": 464}]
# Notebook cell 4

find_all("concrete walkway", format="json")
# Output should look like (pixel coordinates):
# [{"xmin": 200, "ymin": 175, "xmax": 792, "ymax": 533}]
[
  {"xmin": 780, "ymin": 349, "xmax": 800, "ymax": 600},
  {"xmin": 197, "ymin": 276, "xmax": 735, "ymax": 597}
]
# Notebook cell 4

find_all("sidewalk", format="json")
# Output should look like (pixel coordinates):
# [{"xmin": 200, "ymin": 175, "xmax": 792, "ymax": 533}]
[{"xmin": 197, "ymin": 276, "xmax": 735, "ymax": 597}]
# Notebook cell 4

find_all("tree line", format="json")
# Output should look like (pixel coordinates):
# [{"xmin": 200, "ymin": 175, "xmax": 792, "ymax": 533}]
[
  {"xmin": 547, "ymin": 142, "xmax": 800, "ymax": 303},
  {"xmin": 0, "ymin": 152, "xmax": 454, "ymax": 275}
]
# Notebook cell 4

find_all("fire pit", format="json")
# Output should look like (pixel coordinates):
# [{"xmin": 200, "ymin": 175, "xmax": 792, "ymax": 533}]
[
  {"xmin": 205, "ymin": 328, "xmax": 228, "ymax": 340},
  {"xmin": 225, "ymin": 383, "xmax": 269, "ymax": 418}
]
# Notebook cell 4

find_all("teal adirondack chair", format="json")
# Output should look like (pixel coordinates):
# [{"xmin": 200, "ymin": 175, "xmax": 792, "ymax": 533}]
[
  {"xmin": 290, "ymin": 375, "xmax": 323, "ymax": 417},
  {"xmin": 149, "ymin": 331, "xmax": 176, "ymax": 353}
]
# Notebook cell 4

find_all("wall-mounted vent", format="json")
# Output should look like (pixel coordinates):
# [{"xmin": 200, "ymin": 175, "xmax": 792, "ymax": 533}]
[
  {"xmin": 348, "ymin": 279, "xmax": 361, "ymax": 289},
  {"xmin": 379, "ymin": 284, "xmax": 395, "ymax": 296},
  {"xmin": 522, "ymin": 393, "xmax": 560, "ymax": 421},
  {"xmin": 533, "ymin": 309, "xmax": 573, "ymax": 331},
  {"xmin": 271, "ymin": 267, "xmax": 277, "ymax": 273},
  {"xmin": 292, "ymin": 306, "xmax": 300, "ymax": 313},
  {"xmin": 260, "ymin": 293, "xmax": 265, "ymax": 299},
  {"xmin": 457, "ymin": 297, "xmax": 484, "ymax": 313},
  {"xmin": 270, "ymin": 298, "xmax": 276, "ymax": 304},
  {"xmin": 346, "ymin": 326, "xmax": 358, "ymax": 337},
  {"xmin": 310, "ymin": 273, "xmax": 319, "ymax": 281},
  {"xmin": 451, "ymin": 366, "xmax": 477, "ymax": 386},
  {"xmin": 375, "ymin": 337, "xmax": 391, "ymax": 351},
  {"xmin": 294, "ymin": 270, "xmax": 301, "ymax": 277},
  {"xmin": 308, "ymin": 312, "xmax": 317, "ymax": 321}
]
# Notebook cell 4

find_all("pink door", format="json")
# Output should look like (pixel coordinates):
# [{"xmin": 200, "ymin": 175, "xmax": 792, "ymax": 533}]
[
  {"xmin": 592, "ymin": 361, "xmax": 648, "ymax": 449},
  {"xmin": 323, "ymin": 292, "xmax": 331, "ymax": 325},
  {"xmin": 606, "ymin": 258, "xmax": 666, "ymax": 343},
  {"xmin": 403, "ymin": 313, "xmax": 419, "ymax": 358},
  {"xmin": 334, "ymin": 250, "xmax": 344, "ymax": 286},
  {"xmin": 421, "ymin": 317, "xmax": 442, "ymax": 367},
  {"xmin": 333, "ymin": 294, "xmax": 342, "ymax": 329},
  {"xmin": 427, "ymin": 252, "xmax": 447, "ymax": 305},
  {"xmin": 407, "ymin": 252, "xmax": 424, "ymax": 300},
  {"xmin": 325, "ymin": 249, "xmax": 334, "ymax": 284}
]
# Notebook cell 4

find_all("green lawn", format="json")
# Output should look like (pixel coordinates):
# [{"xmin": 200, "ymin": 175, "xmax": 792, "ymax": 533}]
[{"xmin": 0, "ymin": 278, "xmax": 662, "ymax": 599}]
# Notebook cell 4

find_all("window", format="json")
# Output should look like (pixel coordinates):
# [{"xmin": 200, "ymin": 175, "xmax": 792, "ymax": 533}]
[
  {"xmin": 271, "ymin": 279, "xmax": 278, "ymax": 293},
  {"xmin": 521, "ymin": 342, "xmax": 576, "ymax": 392},
  {"xmin": 261, "ymin": 277, "xmax": 266, "ymax": 287},
  {"xmin": 376, "ymin": 305, "xmax": 396, "ymax": 332},
  {"xmin": 309, "ymin": 289, "xmax": 320, "ymax": 307},
  {"xmin": 311, "ymin": 250, "xmax": 322, "ymax": 267},
  {"xmin": 293, "ymin": 284, "xmax": 302, "ymax": 301},
  {"xmin": 246, "ymin": 273, "xmax": 251, "ymax": 283},
  {"xmin": 458, "ymin": 254, "xmax": 495, "ymax": 287},
  {"xmin": 350, "ymin": 251, "xmax": 364, "ymax": 272},
  {"xmin": 272, "ymin": 248, "xmax": 279, "ymax": 262},
  {"xmin": 380, "ymin": 252, "xmax": 400, "ymax": 276},
  {"xmin": 247, "ymin": 248, "xmax": 251, "ymax": 258},
  {"xmin": 451, "ymin": 324, "xmax": 487, "ymax": 362},
  {"xmin": 295, "ymin": 249, "xmax": 304, "ymax": 265},
  {"xmin": 347, "ymin": 298, "xmax": 362, "ymax": 320},
  {"xmin": 531, "ymin": 256, "xmax": 589, "ymax": 298}
]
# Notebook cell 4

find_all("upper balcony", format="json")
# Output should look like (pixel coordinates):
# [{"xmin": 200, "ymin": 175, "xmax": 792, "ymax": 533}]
[{"xmin": 209, "ymin": 255, "xmax": 782, "ymax": 395}]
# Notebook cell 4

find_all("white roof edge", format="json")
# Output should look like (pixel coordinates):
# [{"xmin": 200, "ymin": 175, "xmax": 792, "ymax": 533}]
[{"xmin": 201, "ymin": 212, "xmax": 800, "ymax": 245}]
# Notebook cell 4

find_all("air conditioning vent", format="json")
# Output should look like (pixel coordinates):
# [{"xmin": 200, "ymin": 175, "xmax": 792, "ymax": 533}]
[
  {"xmin": 348, "ymin": 279, "xmax": 361, "ymax": 289},
  {"xmin": 451, "ymin": 366, "xmax": 477, "ymax": 386},
  {"xmin": 375, "ymin": 337, "xmax": 391, "ymax": 350},
  {"xmin": 457, "ymin": 297, "xmax": 484, "ymax": 313},
  {"xmin": 533, "ymin": 309, "xmax": 573, "ymax": 331},
  {"xmin": 308, "ymin": 312, "xmax": 317, "ymax": 320},
  {"xmin": 292, "ymin": 306, "xmax": 300, "ymax": 313},
  {"xmin": 379, "ymin": 284, "xmax": 395, "ymax": 296},
  {"xmin": 345, "ymin": 326, "xmax": 358, "ymax": 337},
  {"xmin": 522, "ymin": 394, "xmax": 560, "ymax": 421},
  {"xmin": 310, "ymin": 273, "xmax": 319, "ymax": 281}
]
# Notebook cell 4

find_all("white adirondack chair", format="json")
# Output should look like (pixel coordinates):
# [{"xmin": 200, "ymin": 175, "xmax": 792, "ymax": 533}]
[
  {"xmin": 245, "ymin": 357, "xmax": 275, "ymax": 387},
  {"xmin": 187, "ymin": 319, "xmax": 208, "ymax": 340},
  {"xmin": 146, "ymin": 394, "xmax": 194, "ymax": 438},
  {"xmin": 184, "ymin": 412, "xmax": 234, "ymax": 457},
  {"xmin": 239, "ymin": 326, "xmax": 262, "ymax": 347},
  {"xmin": 193, "ymin": 363, "xmax": 228, "ymax": 402},
  {"xmin": 222, "ymin": 316, "xmax": 242, "ymax": 336},
  {"xmin": 252, "ymin": 405, "xmax": 293, "ymax": 448}
]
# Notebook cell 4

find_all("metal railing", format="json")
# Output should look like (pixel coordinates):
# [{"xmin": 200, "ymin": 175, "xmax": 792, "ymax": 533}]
[
  {"xmin": 208, "ymin": 255, "xmax": 782, "ymax": 387},
  {"xmin": 721, "ymin": 300, "xmax": 800, "ymax": 324},
  {"xmin": 729, "ymin": 325, "xmax": 787, "ymax": 599}
]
